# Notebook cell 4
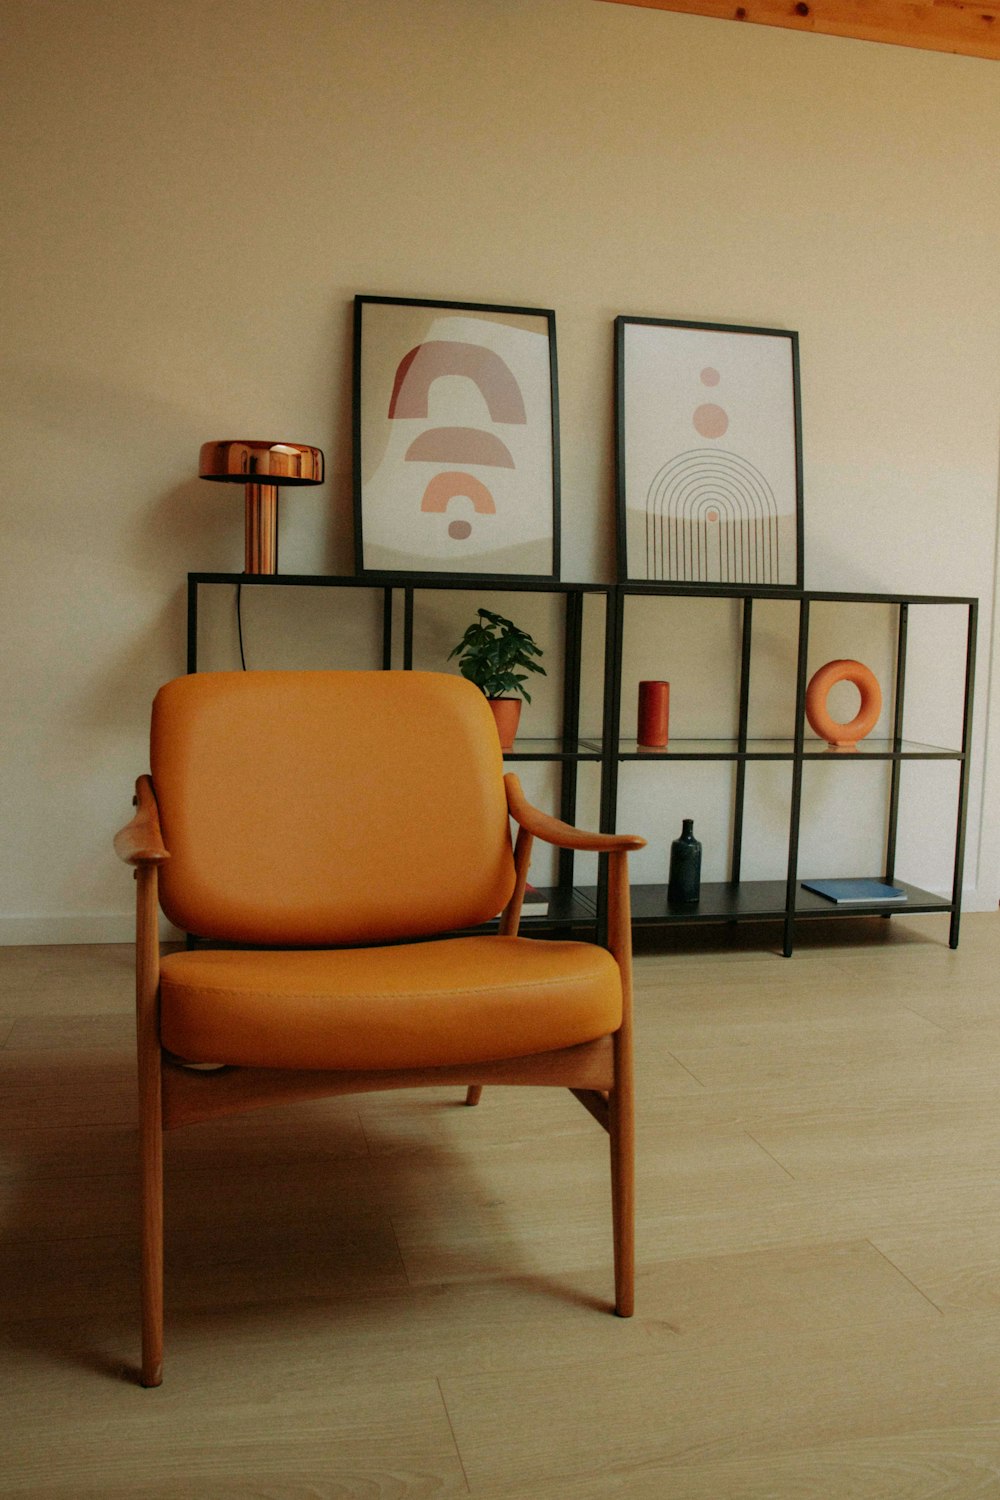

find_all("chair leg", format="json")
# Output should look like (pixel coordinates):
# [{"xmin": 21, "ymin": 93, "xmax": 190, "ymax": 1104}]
[
  {"xmin": 133, "ymin": 864, "xmax": 165, "ymax": 1385},
  {"xmin": 608, "ymin": 1045, "xmax": 634, "ymax": 1318},
  {"xmin": 138, "ymin": 1050, "xmax": 164, "ymax": 1387},
  {"xmin": 464, "ymin": 1085, "xmax": 483, "ymax": 1106}
]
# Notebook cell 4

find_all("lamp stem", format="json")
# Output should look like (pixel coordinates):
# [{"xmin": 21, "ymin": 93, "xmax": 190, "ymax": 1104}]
[{"xmin": 244, "ymin": 483, "xmax": 278, "ymax": 574}]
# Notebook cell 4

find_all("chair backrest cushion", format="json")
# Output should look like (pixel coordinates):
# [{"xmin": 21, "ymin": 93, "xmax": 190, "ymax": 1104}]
[{"xmin": 151, "ymin": 670, "xmax": 516, "ymax": 945}]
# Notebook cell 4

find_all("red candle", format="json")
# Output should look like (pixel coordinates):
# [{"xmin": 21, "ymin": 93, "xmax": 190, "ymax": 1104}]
[{"xmin": 637, "ymin": 681, "xmax": 670, "ymax": 747}]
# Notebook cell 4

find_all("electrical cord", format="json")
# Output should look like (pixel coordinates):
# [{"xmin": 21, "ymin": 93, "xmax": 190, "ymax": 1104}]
[{"xmin": 236, "ymin": 581, "xmax": 247, "ymax": 670}]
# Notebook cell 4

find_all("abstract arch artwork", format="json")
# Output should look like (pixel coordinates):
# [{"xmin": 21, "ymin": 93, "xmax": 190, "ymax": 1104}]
[
  {"xmin": 615, "ymin": 317, "xmax": 803, "ymax": 589},
  {"xmin": 388, "ymin": 343, "xmax": 527, "ymax": 424},
  {"xmin": 645, "ymin": 449, "xmax": 780, "ymax": 584},
  {"xmin": 403, "ymin": 427, "xmax": 515, "ymax": 468},
  {"xmin": 419, "ymin": 471, "xmax": 497, "ymax": 543},
  {"xmin": 353, "ymin": 296, "xmax": 560, "ymax": 580}
]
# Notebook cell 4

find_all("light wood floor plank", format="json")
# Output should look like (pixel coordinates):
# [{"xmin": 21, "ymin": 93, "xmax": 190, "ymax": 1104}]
[
  {"xmin": 0, "ymin": 1047, "xmax": 135, "ymax": 1126},
  {"xmin": 870, "ymin": 1214, "xmax": 1000, "ymax": 1314},
  {"xmin": 484, "ymin": 1423, "xmax": 1000, "ymax": 1500},
  {"xmin": 1, "ymin": 1360, "xmax": 467, "ymax": 1498},
  {"xmin": 0, "ymin": 943, "xmax": 136, "ymax": 1019},
  {"xmin": 3, "ymin": 1012, "xmax": 136, "ymax": 1050},
  {"xmin": 438, "ymin": 1316, "xmax": 1000, "ymax": 1493}
]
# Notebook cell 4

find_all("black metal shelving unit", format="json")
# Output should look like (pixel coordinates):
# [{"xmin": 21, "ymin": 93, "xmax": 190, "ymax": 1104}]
[
  {"xmin": 186, "ymin": 574, "xmax": 977, "ymax": 956},
  {"xmin": 599, "ymin": 586, "xmax": 977, "ymax": 956}
]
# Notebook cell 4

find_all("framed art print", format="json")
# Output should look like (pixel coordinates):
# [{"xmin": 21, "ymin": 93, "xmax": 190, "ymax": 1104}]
[
  {"xmin": 615, "ymin": 317, "xmax": 803, "ymax": 589},
  {"xmin": 353, "ymin": 295, "xmax": 560, "ymax": 580}
]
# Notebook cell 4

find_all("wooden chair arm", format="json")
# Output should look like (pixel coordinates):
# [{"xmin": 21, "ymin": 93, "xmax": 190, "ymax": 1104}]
[
  {"xmin": 114, "ymin": 775, "xmax": 170, "ymax": 866},
  {"xmin": 504, "ymin": 774, "xmax": 645, "ymax": 853}
]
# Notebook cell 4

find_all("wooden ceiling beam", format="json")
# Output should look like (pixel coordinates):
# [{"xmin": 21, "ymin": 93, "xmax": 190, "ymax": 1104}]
[{"xmin": 599, "ymin": 0, "xmax": 1000, "ymax": 60}]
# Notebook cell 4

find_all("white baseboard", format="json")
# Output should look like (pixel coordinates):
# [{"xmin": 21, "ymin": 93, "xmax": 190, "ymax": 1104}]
[{"xmin": 0, "ymin": 914, "xmax": 183, "ymax": 946}]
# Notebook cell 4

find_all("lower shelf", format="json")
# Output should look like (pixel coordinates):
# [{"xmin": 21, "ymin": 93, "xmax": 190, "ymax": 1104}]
[
  {"xmin": 517, "ymin": 885, "xmax": 598, "ymax": 926},
  {"xmin": 469, "ymin": 887, "xmax": 598, "ymax": 934},
  {"xmin": 600, "ymin": 879, "xmax": 953, "ymax": 926}
]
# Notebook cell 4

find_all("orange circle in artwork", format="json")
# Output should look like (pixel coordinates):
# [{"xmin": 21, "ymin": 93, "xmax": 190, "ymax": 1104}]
[
  {"xmin": 448, "ymin": 520, "xmax": 472, "ymax": 540},
  {"xmin": 805, "ymin": 659, "xmax": 882, "ymax": 749},
  {"xmin": 701, "ymin": 368, "xmax": 720, "ymax": 386},
  {"xmin": 693, "ymin": 403, "xmax": 728, "ymax": 438}
]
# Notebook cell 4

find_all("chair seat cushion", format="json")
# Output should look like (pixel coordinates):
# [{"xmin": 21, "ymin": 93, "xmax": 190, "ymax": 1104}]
[{"xmin": 159, "ymin": 936, "xmax": 623, "ymax": 1071}]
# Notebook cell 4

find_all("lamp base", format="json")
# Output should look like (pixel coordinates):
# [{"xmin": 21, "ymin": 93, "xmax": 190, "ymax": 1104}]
[{"xmin": 245, "ymin": 484, "xmax": 278, "ymax": 574}]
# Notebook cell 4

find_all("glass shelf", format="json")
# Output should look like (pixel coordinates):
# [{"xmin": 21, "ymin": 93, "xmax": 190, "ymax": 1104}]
[
  {"xmin": 502, "ymin": 738, "xmax": 604, "ymax": 761},
  {"xmin": 616, "ymin": 737, "xmax": 963, "ymax": 761}
]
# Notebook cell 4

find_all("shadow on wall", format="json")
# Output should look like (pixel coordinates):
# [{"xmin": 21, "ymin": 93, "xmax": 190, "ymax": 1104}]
[
  {"xmin": 5, "ymin": 352, "xmax": 352, "ymax": 580},
  {"xmin": 81, "ymin": 585, "xmax": 187, "ymax": 724},
  {"xmin": 143, "ymin": 476, "xmax": 235, "ymax": 578},
  {"xmin": 4, "ymin": 358, "xmax": 229, "ymax": 577}
]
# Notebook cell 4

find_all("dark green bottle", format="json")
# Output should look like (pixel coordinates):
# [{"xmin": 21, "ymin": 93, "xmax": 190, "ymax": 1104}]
[{"xmin": 668, "ymin": 818, "xmax": 701, "ymax": 905}]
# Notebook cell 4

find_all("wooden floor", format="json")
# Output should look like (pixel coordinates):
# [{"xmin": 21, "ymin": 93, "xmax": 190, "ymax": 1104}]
[{"xmin": 3, "ymin": 914, "xmax": 1000, "ymax": 1497}]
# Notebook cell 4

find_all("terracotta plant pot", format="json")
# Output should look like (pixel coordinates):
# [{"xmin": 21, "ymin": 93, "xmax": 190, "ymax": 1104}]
[{"xmin": 488, "ymin": 697, "xmax": 522, "ymax": 750}]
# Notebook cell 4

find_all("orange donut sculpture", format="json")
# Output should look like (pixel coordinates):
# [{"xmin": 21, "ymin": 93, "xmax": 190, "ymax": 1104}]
[{"xmin": 805, "ymin": 659, "xmax": 882, "ymax": 750}]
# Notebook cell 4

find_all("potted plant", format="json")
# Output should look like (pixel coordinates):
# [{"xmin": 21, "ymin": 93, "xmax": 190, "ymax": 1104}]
[{"xmin": 448, "ymin": 608, "xmax": 546, "ymax": 749}]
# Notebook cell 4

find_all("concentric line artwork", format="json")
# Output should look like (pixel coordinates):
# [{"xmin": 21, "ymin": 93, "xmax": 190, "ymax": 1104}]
[
  {"xmin": 615, "ymin": 318, "xmax": 803, "ymax": 588},
  {"xmin": 354, "ymin": 296, "xmax": 559, "ymax": 580},
  {"xmin": 646, "ymin": 449, "xmax": 780, "ymax": 584}
]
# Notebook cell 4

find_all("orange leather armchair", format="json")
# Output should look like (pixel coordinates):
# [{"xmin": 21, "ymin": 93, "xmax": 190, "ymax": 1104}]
[{"xmin": 115, "ymin": 669, "xmax": 644, "ymax": 1386}]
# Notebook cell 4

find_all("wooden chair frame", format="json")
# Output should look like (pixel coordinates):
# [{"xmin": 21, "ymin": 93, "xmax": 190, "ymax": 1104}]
[{"xmin": 115, "ymin": 771, "xmax": 642, "ymax": 1388}]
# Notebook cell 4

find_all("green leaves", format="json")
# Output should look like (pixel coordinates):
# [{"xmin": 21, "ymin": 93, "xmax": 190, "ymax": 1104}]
[{"xmin": 448, "ymin": 608, "xmax": 546, "ymax": 703}]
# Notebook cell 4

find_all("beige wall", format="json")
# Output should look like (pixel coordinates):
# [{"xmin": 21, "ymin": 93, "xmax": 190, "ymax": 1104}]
[{"xmin": 2, "ymin": 0, "xmax": 998, "ymax": 940}]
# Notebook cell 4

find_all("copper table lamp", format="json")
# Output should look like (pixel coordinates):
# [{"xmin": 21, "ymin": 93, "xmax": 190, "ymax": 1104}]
[{"xmin": 198, "ymin": 440, "xmax": 324, "ymax": 574}]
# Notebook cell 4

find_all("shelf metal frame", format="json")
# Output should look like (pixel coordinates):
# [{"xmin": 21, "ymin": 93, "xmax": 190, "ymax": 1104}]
[{"xmin": 186, "ymin": 574, "xmax": 977, "ymax": 955}]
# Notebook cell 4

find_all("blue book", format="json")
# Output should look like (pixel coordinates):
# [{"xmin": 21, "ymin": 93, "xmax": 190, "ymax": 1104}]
[{"xmin": 802, "ymin": 878, "xmax": 907, "ymax": 905}]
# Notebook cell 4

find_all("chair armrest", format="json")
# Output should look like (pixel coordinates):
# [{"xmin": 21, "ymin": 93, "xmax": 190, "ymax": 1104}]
[
  {"xmin": 504, "ymin": 774, "xmax": 645, "ymax": 853},
  {"xmin": 114, "ymin": 776, "xmax": 170, "ymax": 866}
]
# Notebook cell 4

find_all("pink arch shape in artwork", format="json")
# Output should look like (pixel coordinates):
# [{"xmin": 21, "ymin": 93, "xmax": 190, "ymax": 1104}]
[
  {"xmin": 389, "ymin": 342, "xmax": 527, "ymax": 423},
  {"xmin": 420, "ymin": 471, "xmax": 497, "ymax": 514},
  {"xmin": 404, "ymin": 427, "xmax": 515, "ymax": 468}
]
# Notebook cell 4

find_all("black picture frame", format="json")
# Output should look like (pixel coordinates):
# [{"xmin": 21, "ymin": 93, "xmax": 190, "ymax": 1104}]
[
  {"xmin": 615, "ymin": 316, "xmax": 804, "ymax": 590},
  {"xmin": 353, "ymin": 295, "xmax": 561, "ymax": 582}
]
